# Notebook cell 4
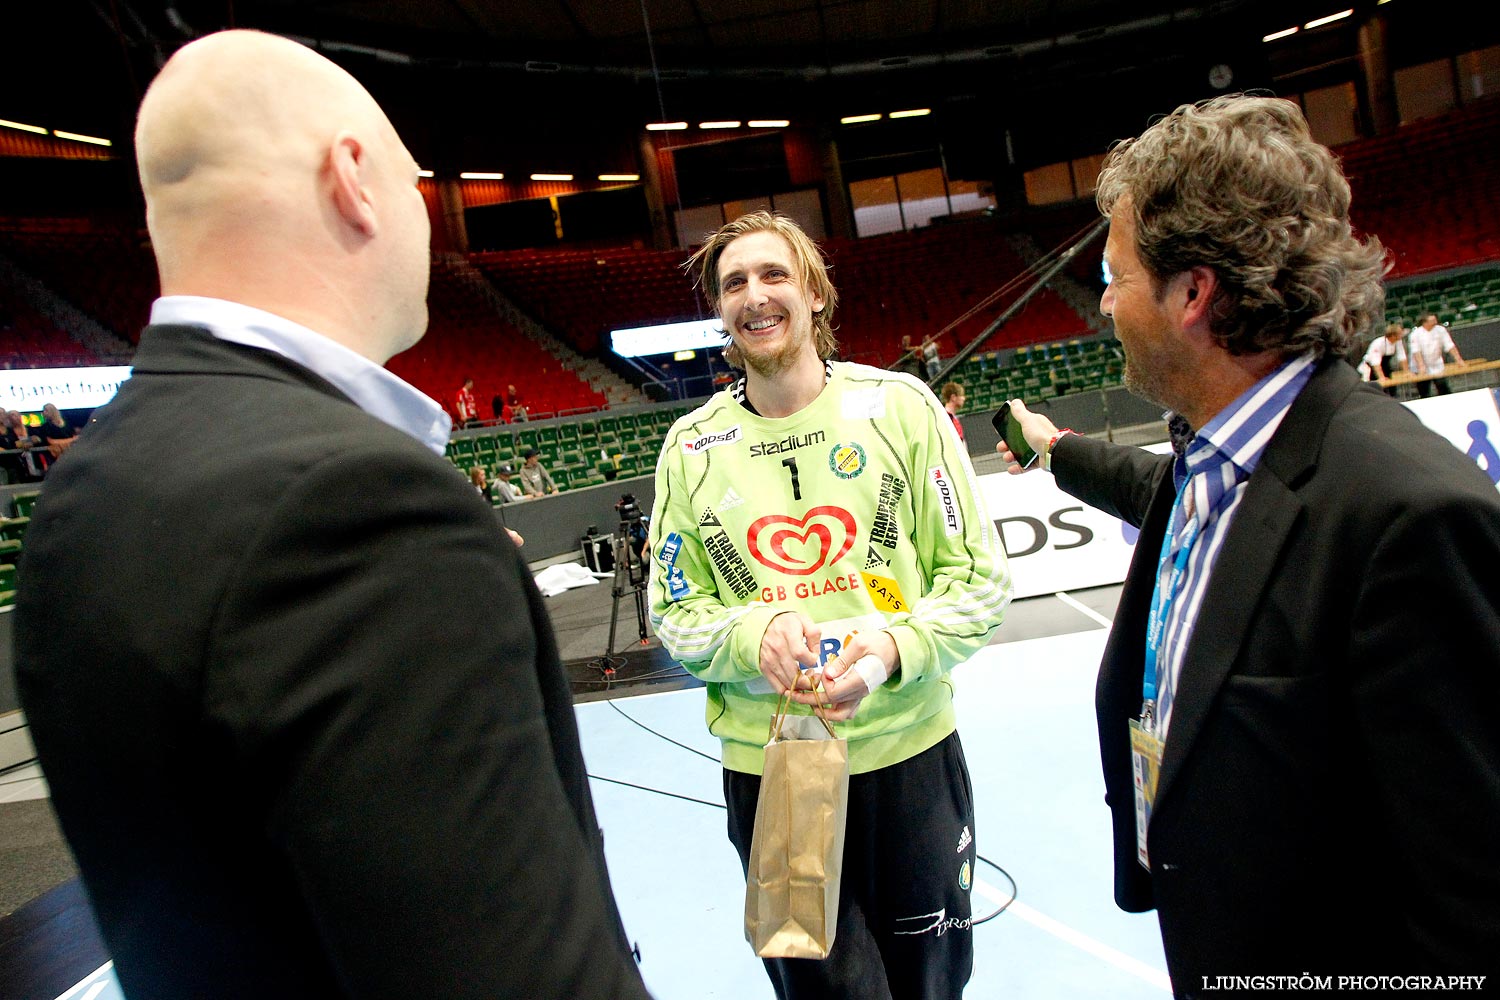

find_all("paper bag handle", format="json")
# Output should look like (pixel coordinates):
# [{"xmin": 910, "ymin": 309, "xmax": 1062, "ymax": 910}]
[{"xmin": 767, "ymin": 676, "xmax": 838, "ymax": 743}]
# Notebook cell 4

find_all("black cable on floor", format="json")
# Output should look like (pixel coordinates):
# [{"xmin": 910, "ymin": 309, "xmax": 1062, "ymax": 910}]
[
  {"xmin": 587, "ymin": 772, "xmax": 725, "ymax": 810},
  {"xmin": 593, "ymin": 700, "xmax": 1019, "ymax": 927},
  {"xmin": 607, "ymin": 699, "xmax": 721, "ymax": 764},
  {"xmin": 0, "ymin": 757, "xmax": 40, "ymax": 780}
]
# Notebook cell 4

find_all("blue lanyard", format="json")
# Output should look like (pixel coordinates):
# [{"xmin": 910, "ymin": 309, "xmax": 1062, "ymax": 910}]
[{"xmin": 1142, "ymin": 485, "xmax": 1199, "ymax": 725}]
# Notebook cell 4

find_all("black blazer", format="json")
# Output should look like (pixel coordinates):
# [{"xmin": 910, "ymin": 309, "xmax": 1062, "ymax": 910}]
[
  {"xmin": 15, "ymin": 325, "xmax": 652, "ymax": 1000},
  {"xmin": 1051, "ymin": 359, "xmax": 1500, "ymax": 994}
]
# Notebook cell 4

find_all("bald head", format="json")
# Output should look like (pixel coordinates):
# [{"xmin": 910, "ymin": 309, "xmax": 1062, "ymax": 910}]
[{"xmin": 136, "ymin": 30, "xmax": 430, "ymax": 362}]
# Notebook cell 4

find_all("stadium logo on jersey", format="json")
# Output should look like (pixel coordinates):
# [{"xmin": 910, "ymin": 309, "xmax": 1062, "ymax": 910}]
[
  {"xmin": 928, "ymin": 466, "xmax": 963, "ymax": 536},
  {"xmin": 828, "ymin": 441, "xmax": 867, "ymax": 480},
  {"xmin": 750, "ymin": 430, "xmax": 825, "ymax": 458},
  {"xmin": 746, "ymin": 506, "xmax": 857, "ymax": 576},
  {"xmin": 681, "ymin": 425, "xmax": 742, "ymax": 454}
]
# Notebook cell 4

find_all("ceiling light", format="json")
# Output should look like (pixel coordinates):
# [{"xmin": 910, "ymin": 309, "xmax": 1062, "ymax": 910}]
[
  {"xmin": 698, "ymin": 121, "xmax": 741, "ymax": 129},
  {"xmin": 840, "ymin": 114, "xmax": 882, "ymax": 124},
  {"xmin": 598, "ymin": 174, "xmax": 640, "ymax": 182},
  {"xmin": 1304, "ymin": 9, "xmax": 1353, "ymax": 28},
  {"xmin": 531, "ymin": 173, "xmax": 574, "ymax": 181},
  {"xmin": 1262, "ymin": 26, "xmax": 1299, "ymax": 41},
  {"xmin": 890, "ymin": 108, "xmax": 931, "ymax": 119},
  {"xmin": 459, "ymin": 172, "xmax": 505, "ymax": 180},
  {"xmin": 0, "ymin": 118, "xmax": 48, "ymax": 135},
  {"xmin": 417, "ymin": 169, "xmax": 434, "ymax": 178},
  {"xmin": 748, "ymin": 120, "xmax": 790, "ymax": 128},
  {"xmin": 52, "ymin": 129, "xmax": 112, "ymax": 147},
  {"xmin": 646, "ymin": 121, "xmax": 688, "ymax": 131}
]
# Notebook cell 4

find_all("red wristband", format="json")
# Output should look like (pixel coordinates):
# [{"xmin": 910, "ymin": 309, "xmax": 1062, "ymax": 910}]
[{"xmin": 1044, "ymin": 429, "xmax": 1075, "ymax": 471}]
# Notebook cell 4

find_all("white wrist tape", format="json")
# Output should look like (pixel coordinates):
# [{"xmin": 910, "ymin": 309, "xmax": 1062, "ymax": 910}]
[{"xmin": 850, "ymin": 653, "xmax": 889, "ymax": 691}]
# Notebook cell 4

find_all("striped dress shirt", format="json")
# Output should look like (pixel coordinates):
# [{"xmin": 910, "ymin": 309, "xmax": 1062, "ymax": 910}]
[{"xmin": 1152, "ymin": 353, "xmax": 1318, "ymax": 740}]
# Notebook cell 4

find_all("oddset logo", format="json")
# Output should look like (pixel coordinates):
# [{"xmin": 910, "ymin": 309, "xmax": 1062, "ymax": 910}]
[{"xmin": 747, "ymin": 506, "xmax": 857, "ymax": 576}]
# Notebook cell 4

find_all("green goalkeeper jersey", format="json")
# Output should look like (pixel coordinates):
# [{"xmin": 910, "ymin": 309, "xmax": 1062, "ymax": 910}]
[{"xmin": 647, "ymin": 361, "xmax": 1011, "ymax": 774}]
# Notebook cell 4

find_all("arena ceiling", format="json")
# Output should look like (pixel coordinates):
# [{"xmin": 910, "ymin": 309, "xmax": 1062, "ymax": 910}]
[{"xmin": 5, "ymin": 0, "xmax": 1479, "ymax": 174}]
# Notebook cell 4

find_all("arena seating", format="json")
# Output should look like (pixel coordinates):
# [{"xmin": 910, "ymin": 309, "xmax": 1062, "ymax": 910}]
[
  {"xmin": 0, "ymin": 218, "xmax": 157, "ymax": 343},
  {"xmin": 445, "ymin": 405, "xmax": 691, "ymax": 494},
  {"xmin": 472, "ymin": 247, "xmax": 700, "ymax": 356},
  {"xmin": 0, "ymin": 284, "xmax": 99, "ymax": 368},
  {"xmin": 1340, "ymin": 95, "xmax": 1500, "ymax": 279},
  {"xmin": 5, "ymin": 96, "xmax": 1500, "ymax": 413},
  {"xmin": 384, "ymin": 255, "xmax": 606, "ymax": 420},
  {"xmin": 1384, "ymin": 265, "xmax": 1500, "ymax": 330}
]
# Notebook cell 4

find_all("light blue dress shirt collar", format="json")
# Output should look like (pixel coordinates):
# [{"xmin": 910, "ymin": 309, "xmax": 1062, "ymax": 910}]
[{"xmin": 149, "ymin": 295, "xmax": 452, "ymax": 454}]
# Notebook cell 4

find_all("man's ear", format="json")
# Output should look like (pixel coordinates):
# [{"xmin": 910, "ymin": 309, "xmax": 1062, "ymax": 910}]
[
  {"xmin": 329, "ymin": 131, "xmax": 378, "ymax": 238},
  {"xmin": 1179, "ymin": 266, "xmax": 1218, "ymax": 328}
]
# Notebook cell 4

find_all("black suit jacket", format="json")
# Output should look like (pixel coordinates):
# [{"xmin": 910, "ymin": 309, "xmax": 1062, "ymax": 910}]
[
  {"xmin": 15, "ymin": 325, "xmax": 652, "ymax": 1000},
  {"xmin": 1051, "ymin": 359, "xmax": 1500, "ymax": 993}
]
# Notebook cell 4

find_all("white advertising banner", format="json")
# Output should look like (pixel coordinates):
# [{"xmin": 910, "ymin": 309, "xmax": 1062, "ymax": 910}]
[
  {"xmin": 0, "ymin": 366, "xmax": 134, "ymax": 412},
  {"xmin": 976, "ymin": 388, "xmax": 1500, "ymax": 601},
  {"xmin": 978, "ymin": 442, "xmax": 1171, "ymax": 601}
]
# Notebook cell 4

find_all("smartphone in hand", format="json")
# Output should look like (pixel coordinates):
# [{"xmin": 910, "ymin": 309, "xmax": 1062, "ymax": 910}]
[{"xmin": 992, "ymin": 401, "xmax": 1039, "ymax": 469}]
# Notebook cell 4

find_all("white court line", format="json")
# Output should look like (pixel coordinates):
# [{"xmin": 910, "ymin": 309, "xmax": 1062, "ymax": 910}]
[
  {"xmin": 974, "ymin": 879, "xmax": 1172, "ymax": 993},
  {"xmin": 1054, "ymin": 591, "xmax": 1115, "ymax": 629},
  {"xmin": 53, "ymin": 962, "xmax": 113, "ymax": 1000}
]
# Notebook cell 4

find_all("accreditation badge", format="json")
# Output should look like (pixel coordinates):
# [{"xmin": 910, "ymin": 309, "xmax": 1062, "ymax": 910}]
[{"xmin": 1128, "ymin": 719, "xmax": 1164, "ymax": 871}]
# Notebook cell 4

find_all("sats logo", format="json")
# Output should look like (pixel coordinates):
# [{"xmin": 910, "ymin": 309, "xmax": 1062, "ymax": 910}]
[{"xmin": 746, "ymin": 506, "xmax": 856, "ymax": 575}]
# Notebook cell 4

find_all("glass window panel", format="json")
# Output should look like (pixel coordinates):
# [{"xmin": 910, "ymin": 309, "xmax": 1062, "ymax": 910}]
[
  {"xmin": 1395, "ymin": 59, "xmax": 1457, "ymax": 125},
  {"xmin": 1024, "ymin": 162, "xmax": 1074, "ymax": 206},
  {"xmin": 1070, "ymin": 154, "xmax": 1107, "ymax": 198},
  {"xmin": 850, "ymin": 176, "xmax": 903, "ymax": 237},
  {"xmin": 897, "ymin": 167, "xmax": 950, "ymax": 229},
  {"xmin": 1303, "ymin": 82, "xmax": 1358, "ymax": 147},
  {"xmin": 1458, "ymin": 45, "xmax": 1500, "ymax": 101},
  {"xmin": 946, "ymin": 178, "xmax": 996, "ymax": 216},
  {"xmin": 674, "ymin": 204, "xmax": 727, "ymax": 248}
]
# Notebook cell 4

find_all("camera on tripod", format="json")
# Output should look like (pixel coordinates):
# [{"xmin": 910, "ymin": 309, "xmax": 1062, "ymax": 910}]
[
  {"xmin": 614, "ymin": 493, "xmax": 649, "ymax": 555},
  {"xmin": 588, "ymin": 493, "xmax": 652, "ymax": 661}
]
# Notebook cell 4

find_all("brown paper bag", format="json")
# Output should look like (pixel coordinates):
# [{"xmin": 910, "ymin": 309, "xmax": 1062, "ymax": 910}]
[{"xmin": 744, "ymin": 690, "xmax": 850, "ymax": 960}]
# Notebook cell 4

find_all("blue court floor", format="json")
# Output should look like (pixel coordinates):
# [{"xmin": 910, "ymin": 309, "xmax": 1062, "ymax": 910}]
[{"xmin": 51, "ymin": 625, "xmax": 1172, "ymax": 1000}]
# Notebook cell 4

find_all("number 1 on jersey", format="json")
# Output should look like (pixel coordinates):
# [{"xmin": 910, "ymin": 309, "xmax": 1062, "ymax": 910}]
[{"xmin": 781, "ymin": 456, "xmax": 802, "ymax": 501}]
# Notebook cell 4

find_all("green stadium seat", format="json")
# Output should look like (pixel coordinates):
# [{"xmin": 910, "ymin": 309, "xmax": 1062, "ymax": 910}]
[{"xmin": 12, "ymin": 491, "xmax": 41, "ymax": 518}]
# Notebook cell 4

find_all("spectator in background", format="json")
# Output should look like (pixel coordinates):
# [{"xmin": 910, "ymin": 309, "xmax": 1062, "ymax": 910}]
[
  {"xmin": 12, "ymin": 30, "xmax": 649, "ymax": 1000},
  {"xmin": 1408, "ymin": 311, "xmax": 1465, "ymax": 396},
  {"xmin": 1363, "ymin": 322, "xmax": 1406, "ymax": 394},
  {"xmin": 491, "ymin": 462, "xmax": 523, "ymax": 504},
  {"xmin": 518, "ymin": 447, "xmax": 557, "ymax": 496},
  {"xmin": 1, "ymin": 409, "xmax": 44, "ymax": 483},
  {"xmin": 940, "ymin": 381, "xmax": 966, "ymax": 441},
  {"xmin": 35, "ymin": 402, "xmax": 79, "ymax": 475},
  {"xmin": 920, "ymin": 334, "xmax": 942, "ymax": 380},
  {"xmin": 998, "ymin": 94, "xmax": 1500, "ymax": 990},
  {"xmin": 503, "ymin": 382, "xmax": 529, "ymax": 421},
  {"xmin": 892, "ymin": 334, "xmax": 926, "ymax": 379},
  {"xmin": 454, "ymin": 377, "xmax": 479, "ymax": 427}
]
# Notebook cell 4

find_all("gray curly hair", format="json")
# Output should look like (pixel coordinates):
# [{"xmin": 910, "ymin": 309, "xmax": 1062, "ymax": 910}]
[{"xmin": 1096, "ymin": 94, "xmax": 1388, "ymax": 359}]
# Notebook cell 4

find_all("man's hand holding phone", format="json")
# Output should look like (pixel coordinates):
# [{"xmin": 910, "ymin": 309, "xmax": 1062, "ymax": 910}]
[{"xmin": 993, "ymin": 399, "xmax": 1061, "ymax": 474}]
